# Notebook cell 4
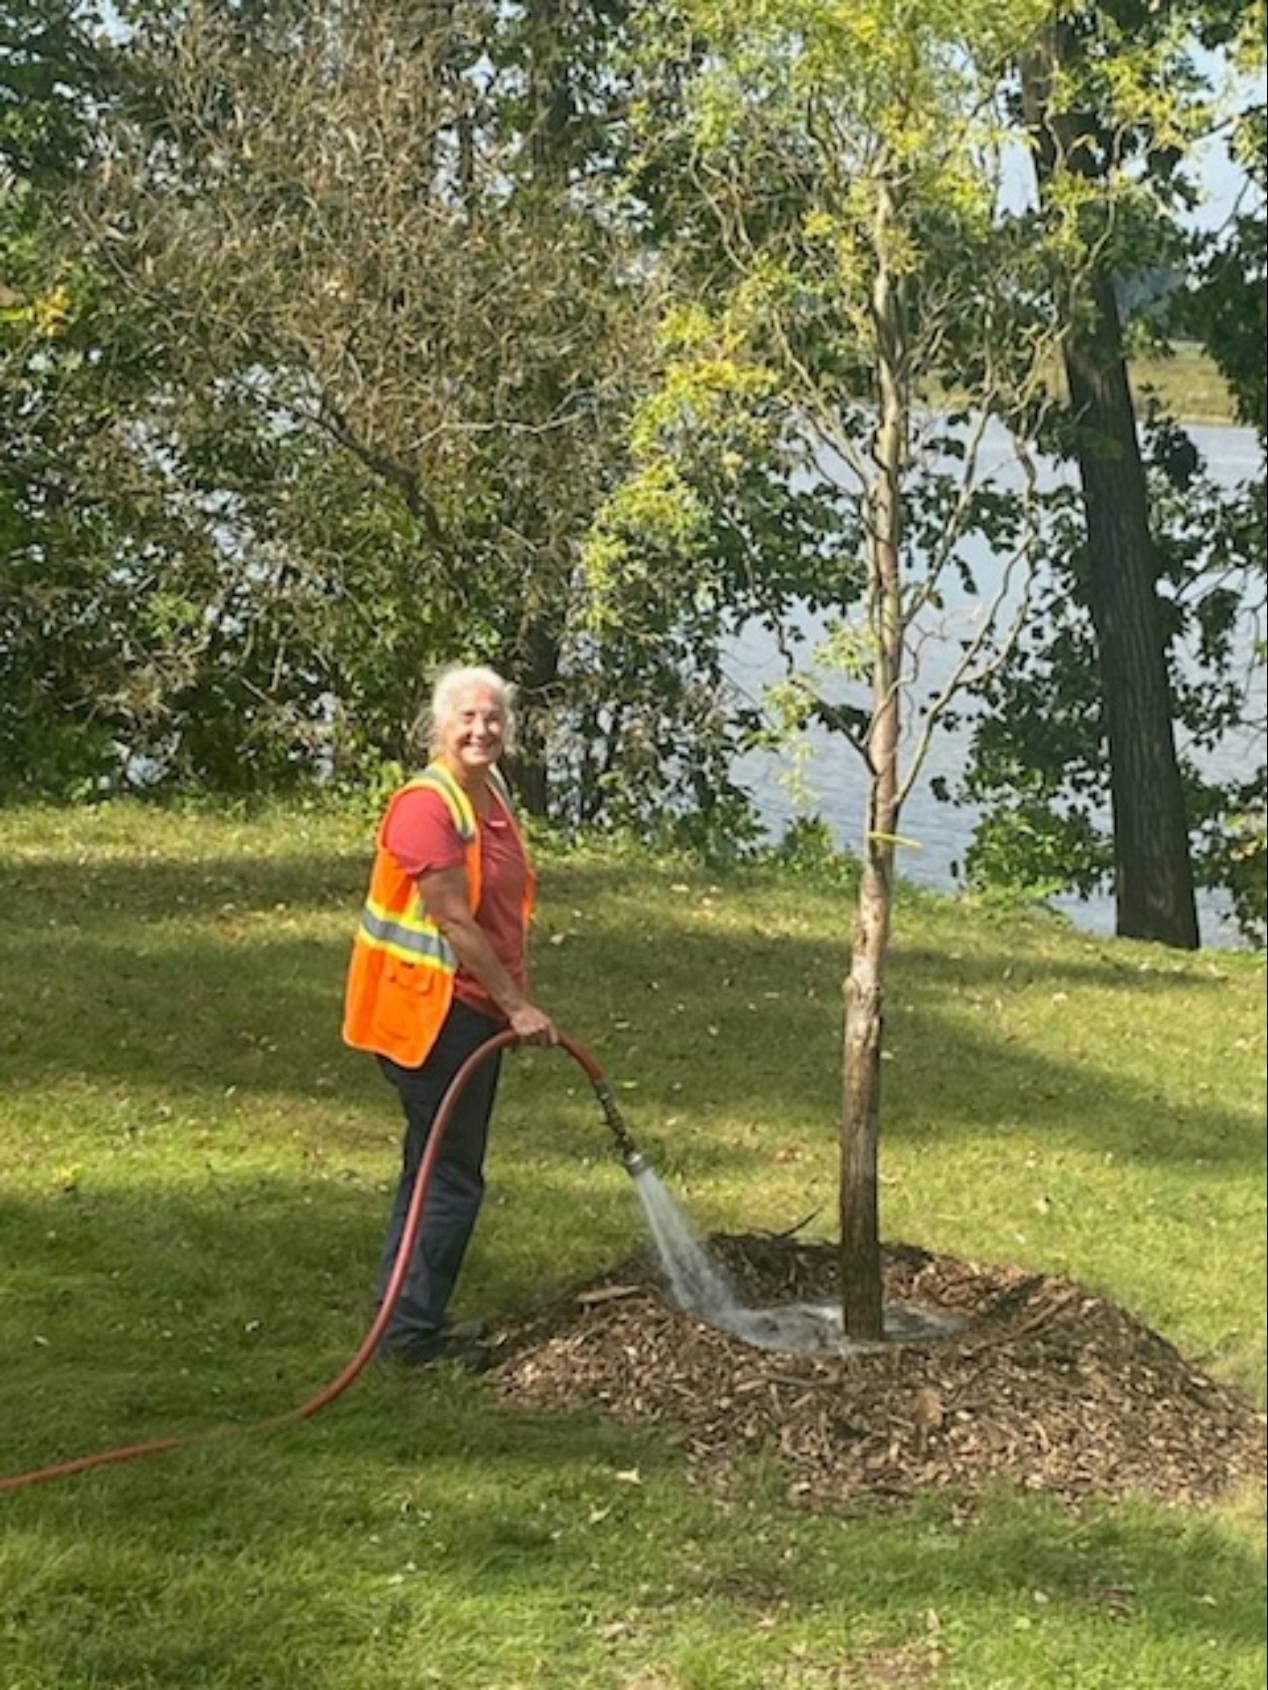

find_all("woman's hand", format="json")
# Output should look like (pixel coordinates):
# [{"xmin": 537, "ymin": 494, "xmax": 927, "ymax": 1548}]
[{"xmin": 508, "ymin": 1002, "xmax": 558, "ymax": 1046}]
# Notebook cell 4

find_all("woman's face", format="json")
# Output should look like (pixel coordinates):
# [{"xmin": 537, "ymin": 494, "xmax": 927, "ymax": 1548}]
[{"xmin": 438, "ymin": 685, "xmax": 506, "ymax": 777}]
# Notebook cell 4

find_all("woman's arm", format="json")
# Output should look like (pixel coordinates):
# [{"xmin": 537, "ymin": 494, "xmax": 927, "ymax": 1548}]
[{"xmin": 418, "ymin": 866, "xmax": 557, "ymax": 1044}]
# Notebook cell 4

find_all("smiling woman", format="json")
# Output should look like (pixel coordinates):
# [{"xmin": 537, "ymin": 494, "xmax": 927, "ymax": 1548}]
[{"xmin": 342, "ymin": 663, "xmax": 558, "ymax": 1368}]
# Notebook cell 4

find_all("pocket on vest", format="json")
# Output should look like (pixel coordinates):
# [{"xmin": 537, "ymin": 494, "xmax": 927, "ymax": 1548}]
[{"xmin": 376, "ymin": 956, "xmax": 443, "ymax": 1040}]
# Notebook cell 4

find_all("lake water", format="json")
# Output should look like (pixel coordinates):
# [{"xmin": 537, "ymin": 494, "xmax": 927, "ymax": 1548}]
[{"xmin": 725, "ymin": 421, "xmax": 1264, "ymax": 950}]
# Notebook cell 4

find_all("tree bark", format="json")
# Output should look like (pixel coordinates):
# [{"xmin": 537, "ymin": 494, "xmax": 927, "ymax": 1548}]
[
  {"xmin": 508, "ymin": 599, "xmax": 562, "ymax": 817},
  {"xmin": 840, "ymin": 173, "xmax": 905, "ymax": 1342},
  {"xmin": 1061, "ymin": 269, "xmax": 1199, "ymax": 946},
  {"xmin": 503, "ymin": 0, "xmax": 572, "ymax": 819},
  {"xmin": 841, "ymin": 855, "xmax": 890, "ymax": 1341},
  {"xmin": 1021, "ymin": 31, "xmax": 1199, "ymax": 949}
]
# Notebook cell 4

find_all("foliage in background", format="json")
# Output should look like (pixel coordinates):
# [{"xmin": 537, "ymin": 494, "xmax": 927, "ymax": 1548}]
[
  {"xmin": 958, "ymin": 414, "xmax": 1265, "ymax": 943},
  {"xmin": 2, "ymin": 3, "xmax": 411, "ymax": 796},
  {"xmin": 1, "ymin": 0, "xmax": 842, "ymax": 832},
  {"xmin": 0, "ymin": 0, "xmax": 1263, "ymax": 939}
]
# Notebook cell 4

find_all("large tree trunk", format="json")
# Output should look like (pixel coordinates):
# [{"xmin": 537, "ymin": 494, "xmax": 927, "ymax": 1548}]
[
  {"xmin": 841, "ymin": 175, "xmax": 905, "ymax": 1342},
  {"xmin": 1060, "ymin": 269, "xmax": 1199, "ymax": 946},
  {"xmin": 1022, "ymin": 31, "xmax": 1199, "ymax": 949}
]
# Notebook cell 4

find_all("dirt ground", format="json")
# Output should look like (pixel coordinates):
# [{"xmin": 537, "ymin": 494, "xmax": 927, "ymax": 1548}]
[{"xmin": 490, "ymin": 1235, "xmax": 1266, "ymax": 1511}]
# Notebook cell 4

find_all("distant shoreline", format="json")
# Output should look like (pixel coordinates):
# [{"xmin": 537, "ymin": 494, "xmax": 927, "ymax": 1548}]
[
  {"xmin": 927, "ymin": 343, "xmax": 1242, "ymax": 429},
  {"xmin": 1130, "ymin": 341, "xmax": 1238, "ymax": 427}
]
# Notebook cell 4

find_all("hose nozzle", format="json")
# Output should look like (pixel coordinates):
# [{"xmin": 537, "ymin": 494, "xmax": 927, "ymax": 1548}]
[{"xmin": 591, "ymin": 1078, "xmax": 642, "ymax": 1168}]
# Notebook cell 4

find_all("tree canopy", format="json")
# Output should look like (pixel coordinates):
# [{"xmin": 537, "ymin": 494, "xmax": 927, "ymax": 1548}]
[{"xmin": 1, "ymin": 0, "xmax": 1262, "ymax": 938}]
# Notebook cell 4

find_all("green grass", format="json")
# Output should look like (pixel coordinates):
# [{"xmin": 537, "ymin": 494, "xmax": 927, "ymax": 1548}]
[
  {"xmin": 1, "ymin": 802, "xmax": 1263, "ymax": 1690},
  {"xmin": 1130, "ymin": 342, "xmax": 1237, "ymax": 427},
  {"xmin": 928, "ymin": 342, "xmax": 1238, "ymax": 427}
]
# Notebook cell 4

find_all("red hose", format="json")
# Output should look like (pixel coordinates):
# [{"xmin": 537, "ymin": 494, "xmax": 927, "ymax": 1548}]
[{"xmin": 1, "ymin": 1028, "xmax": 611, "ymax": 1496}]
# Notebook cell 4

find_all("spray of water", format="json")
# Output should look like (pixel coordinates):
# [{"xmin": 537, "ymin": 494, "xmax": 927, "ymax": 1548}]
[
  {"xmin": 627, "ymin": 1157, "xmax": 964, "ymax": 1356},
  {"xmin": 628, "ymin": 1164, "xmax": 737, "ymax": 1314}
]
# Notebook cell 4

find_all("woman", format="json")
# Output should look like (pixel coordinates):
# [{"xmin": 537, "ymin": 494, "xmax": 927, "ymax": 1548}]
[{"xmin": 343, "ymin": 665, "xmax": 556, "ymax": 1367}]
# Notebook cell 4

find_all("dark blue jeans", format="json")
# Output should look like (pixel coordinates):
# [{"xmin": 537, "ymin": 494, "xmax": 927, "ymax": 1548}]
[{"xmin": 375, "ymin": 1000, "xmax": 504, "ymax": 1358}]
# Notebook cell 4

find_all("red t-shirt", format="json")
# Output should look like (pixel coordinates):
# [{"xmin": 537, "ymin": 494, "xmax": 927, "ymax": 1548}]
[{"xmin": 383, "ymin": 784, "xmax": 528, "ymax": 1018}]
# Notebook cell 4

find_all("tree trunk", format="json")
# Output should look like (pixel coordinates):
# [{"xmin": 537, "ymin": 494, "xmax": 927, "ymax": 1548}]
[
  {"xmin": 508, "ymin": 602, "xmax": 562, "ymax": 818},
  {"xmin": 840, "ymin": 173, "xmax": 905, "ymax": 1342},
  {"xmin": 841, "ymin": 852, "xmax": 891, "ymax": 1340},
  {"xmin": 1061, "ymin": 269, "xmax": 1199, "ymax": 947},
  {"xmin": 503, "ymin": 0, "xmax": 572, "ymax": 820},
  {"xmin": 1021, "ymin": 32, "xmax": 1199, "ymax": 949}
]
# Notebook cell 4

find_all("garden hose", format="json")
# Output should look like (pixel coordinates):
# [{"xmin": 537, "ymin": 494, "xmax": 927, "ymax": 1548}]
[{"xmin": 0, "ymin": 1028, "xmax": 640, "ymax": 1496}]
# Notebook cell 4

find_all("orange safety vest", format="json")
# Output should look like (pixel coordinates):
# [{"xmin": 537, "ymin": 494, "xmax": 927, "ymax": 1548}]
[{"xmin": 342, "ymin": 761, "xmax": 535, "ymax": 1068}]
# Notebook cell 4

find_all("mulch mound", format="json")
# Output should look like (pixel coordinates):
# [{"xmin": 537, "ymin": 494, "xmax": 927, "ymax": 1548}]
[{"xmin": 490, "ymin": 1236, "xmax": 1266, "ymax": 1511}]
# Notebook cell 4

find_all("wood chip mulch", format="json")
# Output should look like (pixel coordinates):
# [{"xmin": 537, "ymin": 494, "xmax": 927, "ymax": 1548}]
[{"xmin": 489, "ymin": 1235, "xmax": 1266, "ymax": 1511}]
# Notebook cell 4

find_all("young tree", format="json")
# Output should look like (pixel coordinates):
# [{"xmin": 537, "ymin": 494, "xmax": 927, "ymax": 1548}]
[{"xmin": 602, "ymin": 0, "xmax": 1060, "ymax": 1336}]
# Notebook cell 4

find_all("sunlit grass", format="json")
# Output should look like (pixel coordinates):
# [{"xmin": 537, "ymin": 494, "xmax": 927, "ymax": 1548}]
[
  {"xmin": 1131, "ymin": 341, "xmax": 1237, "ymax": 426},
  {"xmin": 2, "ymin": 802, "xmax": 1263, "ymax": 1689},
  {"xmin": 923, "ymin": 341, "xmax": 1238, "ymax": 428}
]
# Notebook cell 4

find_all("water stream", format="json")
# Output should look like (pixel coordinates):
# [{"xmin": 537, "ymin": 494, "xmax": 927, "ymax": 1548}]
[
  {"xmin": 628, "ymin": 1163, "xmax": 737, "ymax": 1315},
  {"xmin": 628, "ymin": 1162, "xmax": 961, "ymax": 1355}
]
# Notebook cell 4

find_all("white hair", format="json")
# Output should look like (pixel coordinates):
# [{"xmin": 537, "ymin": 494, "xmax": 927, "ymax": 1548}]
[{"xmin": 425, "ymin": 664, "xmax": 516, "ymax": 754}]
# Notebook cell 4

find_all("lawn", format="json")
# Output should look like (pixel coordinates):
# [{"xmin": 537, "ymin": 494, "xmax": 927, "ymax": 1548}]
[
  {"xmin": 928, "ymin": 342, "xmax": 1239, "ymax": 428},
  {"xmin": 1, "ymin": 802, "xmax": 1264, "ymax": 1689},
  {"xmin": 1130, "ymin": 342, "xmax": 1238, "ymax": 426}
]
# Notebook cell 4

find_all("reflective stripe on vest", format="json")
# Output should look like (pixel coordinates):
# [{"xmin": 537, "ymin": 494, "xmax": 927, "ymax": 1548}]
[
  {"xmin": 410, "ymin": 764, "xmax": 477, "ymax": 843},
  {"xmin": 350, "ymin": 763, "xmax": 478, "ymax": 975},
  {"xmin": 355, "ymin": 895, "xmax": 455, "ymax": 972}
]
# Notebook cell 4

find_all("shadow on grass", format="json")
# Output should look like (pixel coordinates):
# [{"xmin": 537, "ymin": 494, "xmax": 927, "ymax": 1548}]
[
  {"xmin": 2, "ymin": 1139, "xmax": 1263, "ymax": 1685},
  {"xmin": 3, "ymin": 828, "xmax": 1261, "ymax": 1682},
  {"xmin": 0, "ymin": 1168, "xmax": 647, "ymax": 1459},
  {"xmin": 0, "ymin": 852, "xmax": 1260, "ymax": 1187},
  {"xmin": 2, "ymin": 1356, "xmax": 1264, "ymax": 1690}
]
